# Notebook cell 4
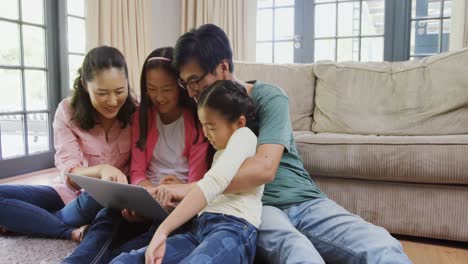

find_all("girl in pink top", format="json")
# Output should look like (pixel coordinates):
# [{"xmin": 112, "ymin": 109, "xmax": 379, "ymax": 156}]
[
  {"xmin": 61, "ymin": 47, "xmax": 211, "ymax": 263},
  {"xmin": 130, "ymin": 47, "xmax": 209, "ymax": 188},
  {"xmin": 0, "ymin": 46, "xmax": 137, "ymax": 242}
]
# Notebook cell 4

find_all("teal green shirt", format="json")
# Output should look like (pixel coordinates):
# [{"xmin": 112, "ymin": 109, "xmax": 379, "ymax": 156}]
[{"xmin": 250, "ymin": 81, "xmax": 326, "ymax": 209}]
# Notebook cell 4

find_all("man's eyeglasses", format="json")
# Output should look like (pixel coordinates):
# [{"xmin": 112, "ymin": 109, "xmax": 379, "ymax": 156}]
[{"xmin": 178, "ymin": 72, "xmax": 208, "ymax": 91}]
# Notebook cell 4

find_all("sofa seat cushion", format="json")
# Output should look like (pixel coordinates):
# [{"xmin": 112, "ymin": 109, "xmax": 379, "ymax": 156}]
[
  {"xmin": 312, "ymin": 48, "xmax": 468, "ymax": 135},
  {"xmin": 295, "ymin": 132, "xmax": 468, "ymax": 184},
  {"xmin": 234, "ymin": 61, "xmax": 315, "ymax": 131}
]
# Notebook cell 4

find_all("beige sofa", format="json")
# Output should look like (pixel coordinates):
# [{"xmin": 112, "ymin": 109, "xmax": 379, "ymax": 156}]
[{"xmin": 235, "ymin": 48, "xmax": 468, "ymax": 243}]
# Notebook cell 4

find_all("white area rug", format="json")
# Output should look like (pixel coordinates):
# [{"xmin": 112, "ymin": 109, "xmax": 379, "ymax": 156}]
[{"xmin": 0, "ymin": 236, "xmax": 76, "ymax": 264}]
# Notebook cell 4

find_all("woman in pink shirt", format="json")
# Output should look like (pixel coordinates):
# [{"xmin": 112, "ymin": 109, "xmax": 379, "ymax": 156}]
[
  {"xmin": 0, "ymin": 46, "xmax": 137, "ymax": 242},
  {"xmin": 62, "ymin": 47, "xmax": 211, "ymax": 263}
]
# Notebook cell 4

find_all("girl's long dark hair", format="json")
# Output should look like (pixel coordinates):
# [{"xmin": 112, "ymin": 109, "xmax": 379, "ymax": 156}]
[
  {"xmin": 136, "ymin": 47, "xmax": 202, "ymax": 150},
  {"xmin": 197, "ymin": 80, "xmax": 258, "ymax": 135},
  {"xmin": 70, "ymin": 46, "xmax": 136, "ymax": 130}
]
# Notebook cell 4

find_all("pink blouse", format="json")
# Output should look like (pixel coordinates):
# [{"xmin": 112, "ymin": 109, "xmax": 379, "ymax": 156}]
[{"xmin": 52, "ymin": 98, "xmax": 131, "ymax": 203}]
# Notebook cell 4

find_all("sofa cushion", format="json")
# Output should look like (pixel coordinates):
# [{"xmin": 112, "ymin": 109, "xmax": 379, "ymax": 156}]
[
  {"xmin": 235, "ymin": 61, "xmax": 315, "ymax": 131},
  {"xmin": 312, "ymin": 48, "xmax": 468, "ymax": 135},
  {"xmin": 314, "ymin": 176, "xmax": 468, "ymax": 242},
  {"xmin": 296, "ymin": 132, "xmax": 468, "ymax": 184}
]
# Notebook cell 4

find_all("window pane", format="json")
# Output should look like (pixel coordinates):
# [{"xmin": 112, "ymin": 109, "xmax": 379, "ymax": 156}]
[
  {"xmin": 442, "ymin": 19, "xmax": 450, "ymax": 52},
  {"xmin": 23, "ymin": 25, "xmax": 46, "ymax": 67},
  {"xmin": 67, "ymin": 0, "xmax": 85, "ymax": 17},
  {"xmin": 274, "ymin": 41, "xmax": 294, "ymax": 63},
  {"xmin": 0, "ymin": 21, "xmax": 20, "ymax": 66},
  {"xmin": 315, "ymin": 4, "xmax": 336, "ymax": 38},
  {"xmin": 27, "ymin": 113, "xmax": 49, "ymax": 154},
  {"xmin": 21, "ymin": 0, "xmax": 44, "ymax": 24},
  {"xmin": 0, "ymin": 114, "xmax": 25, "ymax": 159},
  {"xmin": 274, "ymin": 8, "xmax": 294, "ymax": 40},
  {"xmin": 315, "ymin": 0, "xmax": 334, "ymax": 3},
  {"xmin": 315, "ymin": 39, "xmax": 336, "ymax": 61},
  {"xmin": 0, "ymin": 0, "xmax": 19, "ymax": 20},
  {"xmin": 67, "ymin": 17, "xmax": 86, "ymax": 53},
  {"xmin": 69, "ymin": 54, "xmax": 84, "ymax": 91},
  {"xmin": 337, "ymin": 38, "xmax": 359, "ymax": 61},
  {"xmin": 361, "ymin": 37, "xmax": 383, "ymax": 61},
  {"xmin": 0, "ymin": 69, "xmax": 22, "ymax": 112},
  {"xmin": 412, "ymin": 0, "xmax": 441, "ymax": 18},
  {"xmin": 25, "ymin": 70, "xmax": 47, "ymax": 111},
  {"xmin": 275, "ymin": 0, "xmax": 294, "ymax": 7},
  {"xmin": 258, "ymin": 0, "xmax": 273, "ymax": 8},
  {"xmin": 256, "ymin": 42, "xmax": 273, "ymax": 63},
  {"xmin": 443, "ymin": 0, "xmax": 451, "ymax": 17},
  {"xmin": 338, "ymin": 2, "xmax": 360, "ymax": 37},
  {"xmin": 361, "ymin": 0, "xmax": 385, "ymax": 35},
  {"xmin": 257, "ymin": 9, "xmax": 273, "ymax": 41},
  {"xmin": 411, "ymin": 20, "xmax": 440, "ymax": 56}
]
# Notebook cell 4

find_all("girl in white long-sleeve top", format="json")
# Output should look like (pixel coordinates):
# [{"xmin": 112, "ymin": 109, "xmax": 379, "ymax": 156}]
[{"xmin": 111, "ymin": 80, "xmax": 262, "ymax": 264}]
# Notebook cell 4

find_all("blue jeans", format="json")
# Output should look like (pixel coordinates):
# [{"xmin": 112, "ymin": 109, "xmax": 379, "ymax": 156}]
[
  {"xmin": 256, "ymin": 198, "xmax": 412, "ymax": 264},
  {"xmin": 111, "ymin": 213, "xmax": 258, "ymax": 264},
  {"xmin": 61, "ymin": 208, "xmax": 156, "ymax": 264},
  {"xmin": 0, "ymin": 185, "xmax": 102, "ymax": 239}
]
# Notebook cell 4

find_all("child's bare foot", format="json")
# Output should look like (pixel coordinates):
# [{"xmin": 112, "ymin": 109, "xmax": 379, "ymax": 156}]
[{"xmin": 71, "ymin": 225, "xmax": 89, "ymax": 243}]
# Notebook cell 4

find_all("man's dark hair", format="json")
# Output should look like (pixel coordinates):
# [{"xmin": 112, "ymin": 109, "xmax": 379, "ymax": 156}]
[{"xmin": 173, "ymin": 24, "xmax": 234, "ymax": 74}]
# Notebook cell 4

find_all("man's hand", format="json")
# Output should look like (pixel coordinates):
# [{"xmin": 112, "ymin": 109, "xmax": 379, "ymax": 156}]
[{"xmin": 99, "ymin": 164, "xmax": 128, "ymax": 184}]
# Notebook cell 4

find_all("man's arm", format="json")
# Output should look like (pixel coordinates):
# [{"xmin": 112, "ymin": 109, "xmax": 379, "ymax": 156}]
[{"xmin": 224, "ymin": 143, "xmax": 284, "ymax": 193}]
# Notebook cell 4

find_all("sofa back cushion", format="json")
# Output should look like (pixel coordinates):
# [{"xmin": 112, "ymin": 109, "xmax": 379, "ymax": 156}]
[
  {"xmin": 312, "ymin": 48, "xmax": 468, "ymax": 135},
  {"xmin": 235, "ymin": 61, "xmax": 315, "ymax": 131}
]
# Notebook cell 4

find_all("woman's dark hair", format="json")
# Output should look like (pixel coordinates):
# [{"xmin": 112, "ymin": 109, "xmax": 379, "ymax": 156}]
[
  {"xmin": 136, "ymin": 47, "xmax": 201, "ymax": 150},
  {"xmin": 197, "ymin": 80, "xmax": 257, "ymax": 135},
  {"xmin": 70, "ymin": 46, "xmax": 136, "ymax": 130},
  {"xmin": 173, "ymin": 24, "xmax": 234, "ymax": 74}
]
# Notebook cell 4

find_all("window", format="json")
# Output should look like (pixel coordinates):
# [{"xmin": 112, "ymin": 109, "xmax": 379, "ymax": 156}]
[
  {"xmin": 66, "ymin": 0, "xmax": 86, "ymax": 92},
  {"xmin": 0, "ymin": 0, "xmax": 51, "ymax": 162},
  {"xmin": 256, "ymin": 0, "xmax": 452, "ymax": 63},
  {"xmin": 0, "ymin": 0, "xmax": 84, "ymax": 178},
  {"xmin": 410, "ymin": 0, "xmax": 451, "ymax": 59},
  {"xmin": 256, "ymin": 0, "xmax": 296, "ymax": 63},
  {"xmin": 314, "ymin": 0, "xmax": 385, "ymax": 62}
]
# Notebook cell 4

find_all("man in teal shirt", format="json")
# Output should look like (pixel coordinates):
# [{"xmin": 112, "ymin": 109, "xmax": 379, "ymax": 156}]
[{"xmin": 171, "ymin": 24, "xmax": 411, "ymax": 264}]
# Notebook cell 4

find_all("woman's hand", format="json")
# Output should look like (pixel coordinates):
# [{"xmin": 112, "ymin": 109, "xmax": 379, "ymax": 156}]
[{"xmin": 99, "ymin": 164, "xmax": 128, "ymax": 184}]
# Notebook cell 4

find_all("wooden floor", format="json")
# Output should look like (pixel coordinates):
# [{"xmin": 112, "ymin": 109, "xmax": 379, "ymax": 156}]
[{"xmin": 1, "ymin": 169, "xmax": 468, "ymax": 264}]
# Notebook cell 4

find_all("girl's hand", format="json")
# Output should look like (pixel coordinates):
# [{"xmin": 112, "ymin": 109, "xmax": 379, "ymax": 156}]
[
  {"xmin": 155, "ymin": 184, "xmax": 192, "ymax": 209},
  {"xmin": 159, "ymin": 175, "xmax": 184, "ymax": 185},
  {"xmin": 99, "ymin": 164, "xmax": 128, "ymax": 184},
  {"xmin": 145, "ymin": 231, "xmax": 167, "ymax": 264},
  {"xmin": 121, "ymin": 209, "xmax": 145, "ymax": 223}
]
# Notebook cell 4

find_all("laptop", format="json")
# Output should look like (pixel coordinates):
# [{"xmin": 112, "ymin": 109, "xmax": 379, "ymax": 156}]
[{"xmin": 67, "ymin": 173, "xmax": 168, "ymax": 222}]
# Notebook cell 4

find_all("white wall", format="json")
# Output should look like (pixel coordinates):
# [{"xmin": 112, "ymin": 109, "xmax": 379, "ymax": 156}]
[{"xmin": 151, "ymin": 0, "xmax": 182, "ymax": 49}]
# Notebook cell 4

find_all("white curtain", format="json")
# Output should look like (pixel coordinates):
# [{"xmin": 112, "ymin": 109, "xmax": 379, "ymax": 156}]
[
  {"xmin": 181, "ymin": 0, "xmax": 257, "ymax": 61},
  {"xmin": 450, "ymin": 0, "xmax": 468, "ymax": 50},
  {"xmin": 85, "ymin": 0, "xmax": 152, "ymax": 98}
]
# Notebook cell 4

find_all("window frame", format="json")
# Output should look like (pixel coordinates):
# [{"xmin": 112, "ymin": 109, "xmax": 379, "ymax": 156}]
[
  {"xmin": 256, "ymin": 0, "xmax": 297, "ymax": 63},
  {"xmin": 256, "ymin": 0, "xmax": 450, "ymax": 63},
  {"xmin": 0, "ymin": 0, "xmax": 67, "ymax": 179}
]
